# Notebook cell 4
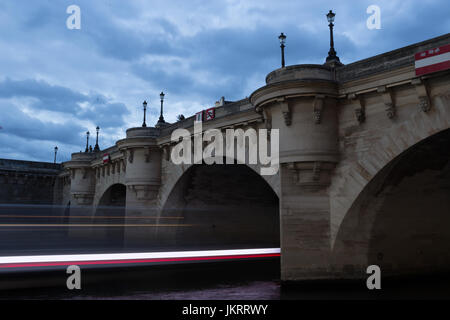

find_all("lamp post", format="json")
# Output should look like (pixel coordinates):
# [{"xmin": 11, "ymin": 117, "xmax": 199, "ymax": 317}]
[
  {"xmin": 94, "ymin": 126, "xmax": 100, "ymax": 152},
  {"xmin": 54, "ymin": 146, "xmax": 58, "ymax": 164},
  {"xmin": 142, "ymin": 100, "xmax": 147, "ymax": 127},
  {"xmin": 278, "ymin": 32, "xmax": 286, "ymax": 68},
  {"xmin": 85, "ymin": 131, "xmax": 90, "ymax": 152},
  {"xmin": 325, "ymin": 10, "xmax": 341, "ymax": 65},
  {"xmin": 157, "ymin": 91, "xmax": 166, "ymax": 126}
]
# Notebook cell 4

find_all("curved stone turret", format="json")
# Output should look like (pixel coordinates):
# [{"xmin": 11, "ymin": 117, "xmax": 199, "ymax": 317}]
[
  {"xmin": 251, "ymin": 64, "xmax": 339, "ymax": 187},
  {"xmin": 116, "ymin": 127, "xmax": 162, "ymax": 203},
  {"xmin": 250, "ymin": 64, "xmax": 341, "ymax": 280},
  {"xmin": 64, "ymin": 152, "xmax": 96, "ymax": 205}
]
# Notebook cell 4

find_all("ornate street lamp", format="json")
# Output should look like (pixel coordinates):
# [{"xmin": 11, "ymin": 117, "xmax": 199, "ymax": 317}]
[
  {"xmin": 157, "ymin": 91, "xmax": 166, "ymax": 126},
  {"xmin": 85, "ymin": 131, "xmax": 90, "ymax": 152},
  {"xmin": 278, "ymin": 32, "xmax": 286, "ymax": 68},
  {"xmin": 142, "ymin": 100, "xmax": 147, "ymax": 127},
  {"xmin": 94, "ymin": 126, "xmax": 100, "ymax": 152},
  {"xmin": 325, "ymin": 10, "xmax": 341, "ymax": 65},
  {"xmin": 54, "ymin": 146, "xmax": 58, "ymax": 164}
]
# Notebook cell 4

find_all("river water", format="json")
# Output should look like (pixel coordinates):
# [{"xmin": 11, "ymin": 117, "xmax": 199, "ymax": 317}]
[{"xmin": 3, "ymin": 260, "xmax": 450, "ymax": 300}]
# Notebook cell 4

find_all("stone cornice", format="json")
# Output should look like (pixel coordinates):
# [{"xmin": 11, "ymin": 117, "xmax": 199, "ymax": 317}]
[
  {"xmin": 63, "ymin": 160, "xmax": 93, "ymax": 170},
  {"xmin": 116, "ymin": 136, "xmax": 159, "ymax": 150},
  {"xmin": 265, "ymin": 64, "xmax": 333, "ymax": 84},
  {"xmin": 250, "ymin": 79, "xmax": 338, "ymax": 108},
  {"xmin": 126, "ymin": 126, "xmax": 160, "ymax": 138}
]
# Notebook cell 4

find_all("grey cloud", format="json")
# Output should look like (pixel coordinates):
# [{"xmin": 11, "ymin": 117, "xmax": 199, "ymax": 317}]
[
  {"xmin": 0, "ymin": 101, "xmax": 84, "ymax": 146},
  {"xmin": 129, "ymin": 24, "xmax": 357, "ymax": 102},
  {"xmin": 0, "ymin": 133, "xmax": 75, "ymax": 163},
  {"xmin": 78, "ymin": 102, "xmax": 130, "ymax": 128},
  {"xmin": 0, "ymin": 78, "xmax": 85, "ymax": 113},
  {"xmin": 0, "ymin": 78, "xmax": 130, "ymax": 128},
  {"xmin": 0, "ymin": 0, "xmax": 448, "ymax": 163}
]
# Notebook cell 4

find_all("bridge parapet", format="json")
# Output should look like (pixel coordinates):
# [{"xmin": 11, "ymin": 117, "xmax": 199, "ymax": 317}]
[
  {"xmin": 265, "ymin": 64, "xmax": 334, "ymax": 84},
  {"xmin": 126, "ymin": 126, "xmax": 161, "ymax": 138}
]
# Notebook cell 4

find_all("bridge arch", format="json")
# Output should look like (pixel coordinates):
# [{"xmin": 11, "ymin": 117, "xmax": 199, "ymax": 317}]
[
  {"xmin": 159, "ymin": 154, "xmax": 280, "ymax": 210},
  {"xmin": 330, "ymin": 93, "xmax": 450, "ymax": 249},
  {"xmin": 158, "ymin": 159, "xmax": 280, "ymax": 249},
  {"xmin": 94, "ymin": 183, "xmax": 127, "ymax": 247},
  {"xmin": 96, "ymin": 183, "xmax": 126, "ymax": 208},
  {"xmin": 331, "ymin": 98, "xmax": 450, "ymax": 276}
]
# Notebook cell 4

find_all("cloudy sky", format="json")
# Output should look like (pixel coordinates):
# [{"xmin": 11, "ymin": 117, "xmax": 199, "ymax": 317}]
[{"xmin": 0, "ymin": 0, "xmax": 448, "ymax": 162}]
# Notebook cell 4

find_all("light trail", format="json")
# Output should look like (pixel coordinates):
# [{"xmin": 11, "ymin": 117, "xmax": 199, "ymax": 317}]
[
  {"xmin": 0, "ymin": 215, "xmax": 184, "ymax": 219},
  {"xmin": 0, "ymin": 224, "xmax": 194, "ymax": 227},
  {"xmin": 0, "ymin": 248, "xmax": 281, "ymax": 269}
]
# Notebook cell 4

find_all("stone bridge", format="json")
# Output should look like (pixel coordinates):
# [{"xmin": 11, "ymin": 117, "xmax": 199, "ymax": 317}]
[{"xmin": 58, "ymin": 33, "xmax": 450, "ymax": 281}]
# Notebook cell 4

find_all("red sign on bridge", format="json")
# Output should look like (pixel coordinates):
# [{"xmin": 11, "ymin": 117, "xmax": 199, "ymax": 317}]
[
  {"xmin": 205, "ymin": 107, "xmax": 215, "ymax": 121},
  {"xmin": 195, "ymin": 108, "xmax": 215, "ymax": 122},
  {"xmin": 415, "ymin": 44, "xmax": 450, "ymax": 76}
]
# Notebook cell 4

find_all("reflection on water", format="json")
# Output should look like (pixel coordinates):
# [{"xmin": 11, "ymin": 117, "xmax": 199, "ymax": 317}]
[
  {"xmin": 41, "ymin": 281, "xmax": 281, "ymax": 300},
  {"xmin": 3, "ymin": 260, "xmax": 450, "ymax": 300},
  {"xmin": 1, "ymin": 261, "xmax": 281, "ymax": 300}
]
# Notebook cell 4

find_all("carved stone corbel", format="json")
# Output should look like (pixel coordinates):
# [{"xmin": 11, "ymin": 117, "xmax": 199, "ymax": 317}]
[
  {"xmin": 377, "ymin": 86, "xmax": 395, "ymax": 119},
  {"xmin": 256, "ymin": 105, "xmax": 272, "ymax": 130},
  {"xmin": 128, "ymin": 149, "xmax": 134, "ymax": 163},
  {"xmin": 411, "ymin": 78, "xmax": 431, "ymax": 112},
  {"xmin": 277, "ymin": 98, "xmax": 291, "ymax": 126},
  {"xmin": 312, "ymin": 162, "xmax": 321, "ymax": 181},
  {"xmin": 163, "ymin": 145, "xmax": 171, "ymax": 161},
  {"xmin": 145, "ymin": 148, "xmax": 151, "ymax": 163},
  {"xmin": 128, "ymin": 184, "xmax": 159, "ymax": 201},
  {"xmin": 313, "ymin": 95, "xmax": 325, "ymax": 124},
  {"xmin": 263, "ymin": 108, "xmax": 272, "ymax": 130},
  {"xmin": 82, "ymin": 168, "xmax": 89, "ymax": 179},
  {"xmin": 348, "ymin": 93, "xmax": 366, "ymax": 123},
  {"xmin": 287, "ymin": 161, "xmax": 335, "ymax": 189},
  {"xmin": 72, "ymin": 193, "xmax": 94, "ymax": 205}
]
